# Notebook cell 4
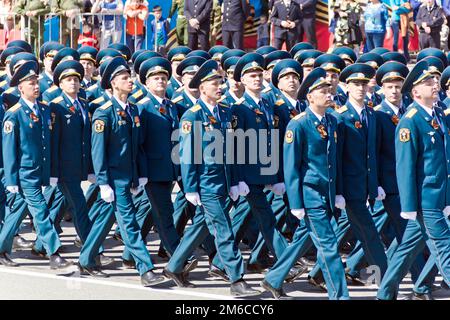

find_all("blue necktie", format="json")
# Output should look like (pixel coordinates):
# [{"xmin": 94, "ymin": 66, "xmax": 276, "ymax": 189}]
[{"xmin": 361, "ymin": 107, "xmax": 368, "ymax": 135}]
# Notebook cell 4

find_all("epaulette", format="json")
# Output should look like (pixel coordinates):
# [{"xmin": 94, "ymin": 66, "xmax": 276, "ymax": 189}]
[
  {"xmin": 47, "ymin": 85, "xmax": 58, "ymax": 93},
  {"xmin": 376, "ymin": 88, "xmax": 383, "ymax": 95},
  {"xmin": 7, "ymin": 103, "xmax": 21, "ymax": 113},
  {"xmin": 52, "ymin": 96, "xmax": 64, "ymax": 104},
  {"xmin": 0, "ymin": 80, "xmax": 7, "ymax": 88},
  {"xmin": 138, "ymin": 97, "xmax": 150, "ymax": 105},
  {"xmin": 100, "ymin": 101, "xmax": 113, "ymax": 110},
  {"xmin": 40, "ymin": 100, "xmax": 48, "ymax": 106},
  {"xmin": 4, "ymin": 87, "xmax": 14, "ymax": 94},
  {"xmin": 293, "ymin": 112, "xmax": 306, "ymax": 120},
  {"xmin": 132, "ymin": 89, "xmax": 143, "ymax": 99},
  {"xmin": 79, "ymin": 97, "xmax": 87, "ymax": 102},
  {"xmin": 373, "ymin": 105, "xmax": 382, "ymax": 111},
  {"xmin": 172, "ymin": 95, "xmax": 183, "ymax": 104},
  {"xmin": 176, "ymin": 86, "xmax": 183, "ymax": 92},
  {"xmin": 262, "ymin": 87, "xmax": 272, "ymax": 94},
  {"xmin": 275, "ymin": 99, "xmax": 284, "ymax": 106},
  {"xmin": 221, "ymin": 83, "xmax": 228, "ymax": 89},
  {"xmin": 38, "ymin": 75, "xmax": 43, "ymax": 80},
  {"xmin": 189, "ymin": 104, "xmax": 202, "ymax": 112},
  {"xmin": 92, "ymin": 76, "xmax": 99, "ymax": 81},
  {"xmin": 0, "ymin": 70, "xmax": 6, "ymax": 76},
  {"xmin": 233, "ymin": 99, "xmax": 243, "ymax": 105},
  {"xmin": 92, "ymin": 96, "xmax": 105, "ymax": 105},
  {"xmin": 217, "ymin": 95, "xmax": 226, "ymax": 103},
  {"xmin": 405, "ymin": 108, "xmax": 417, "ymax": 119},
  {"xmin": 132, "ymin": 84, "xmax": 137, "ymax": 90},
  {"xmin": 219, "ymin": 102, "xmax": 228, "ymax": 108},
  {"xmin": 444, "ymin": 109, "xmax": 450, "ymax": 116},
  {"xmin": 336, "ymin": 106, "xmax": 348, "ymax": 114},
  {"xmin": 87, "ymin": 84, "xmax": 98, "ymax": 91}
]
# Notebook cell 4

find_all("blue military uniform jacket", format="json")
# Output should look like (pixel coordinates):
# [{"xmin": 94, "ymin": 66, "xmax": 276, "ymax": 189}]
[
  {"xmin": 374, "ymin": 101, "xmax": 401, "ymax": 194},
  {"xmin": 218, "ymin": 91, "xmax": 243, "ymax": 106},
  {"xmin": 91, "ymin": 97, "xmax": 145, "ymax": 189},
  {"xmin": 396, "ymin": 102, "xmax": 450, "ymax": 212},
  {"xmin": 0, "ymin": 76, "xmax": 10, "ymax": 95},
  {"xmin": 137, "ymin": 93, "xmax": 180, "ymax": 182},
  {"xmin": 1, "ymin": 86, "xmax": 20, "ymax": 109},
  {"xmin": 128, "ymin": 81, "xmax": 148, "ymax": 105},
  {"xmin": 166, "ymin": 76, "xmax": 182, "ymax": 100},
  {"xmin": 42, "ymin": 85, "xmax": 87, "ymax": 105},
  {"xmin": 172, "ymin": 90, "xmax": 198, "ymax": 119},
  {"xmin": 39, "ymin": 72, "xmax": 53, "ymax": 94},
  {"xmin": 50, "ymin": 93, "xmax": 92, "ymax": 182},
  {"xmin": 179, "ymin": 99, "xmax": 238, "ymax": 196},
  {"xmin": 231, "ymin": 92, "xmax": 282, "ymax": 186},
  {"xmin": 334, "ymin": 102, "xmax": 378, "ymax": 201},
  {"xmin": 86, "ymin": 82, "xmax": 105, "ymax": 103},
  {"xmin": 284, "ymin": 108, "xmax": 338, "ymax": 210},
  {"xmin": 2, "ymin": 98, "xmax": 52, "ymax": 187},
  {"xmin": 262, "ymin": 82, "xmax": 282, "ymax": 107},
  {"xmin": 0, "ymin": 102, "xmax": 4, "ymax": 169}
]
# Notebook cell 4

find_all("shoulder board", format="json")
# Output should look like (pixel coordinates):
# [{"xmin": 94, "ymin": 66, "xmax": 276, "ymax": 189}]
[
  {"xmin": 373, "ymin": 105, "xmax": 382, "ymax": 111},
  {"xmin": 176, "ymin": 86, "xmax": 184, "ymax": 92},
  {"xmin": 233, "ymin": 99, "xmax": 243, "ymax": 105},
  {"xmin": 87, "ymin": 84, "xmax": 98, "ymax": 91},
  {"xmin": 0, "ymin": 80, "xmax": 7, "ymax": 88},
  {"xmin": 100, "ymin": 101, "xmax": 113, "ymax": 110},
  {"xmin": 293, "ymin": 112, "xmax": 306, "ymax": 120},
  {"xmin": 92, "ymin": 76, "xmax": 99, "ymax": 81},
  {"xmin": 138, "ymin": 97, "xmax": 150, "ymax": 105},
  {"xmin": 92, "ymin": 96, "xmax": 105, "ymax": 104},
  {"xmin": 0, "ymin": 70, "xmax": 6, "ymax": 76},
  {"xmin": 7, "ymin": 103, "xmax": 21, "ymax": 113},
  {"xmin": 217, "ymin": 95, "xmax": 226, "ymax": 103},
  {"xmin": 172, "ymin": 95, "xmax": 183, "ymax": 104},
  {"xmin": 444, "ymin": 109, "xmax": 450, "ymax": 116},
  {"xmin": 219, "ymin": 102, "xmax": 228, "ymax": 108},
  {"xmin": 275, "ymin": 99, "xmax": 284, "ymax": 106},
  {"xmin": 38, "ymin": 75, "xmax": 44, "ymax": 80},
  {"xmin": 132, "ymin": 84, "xmax": 137, "ymax": 90},
  {"xmin": 47, "ymin": 85, "xmax": 58, "ymax": 93},
  {"xmin": 132, "ymin": 89, "xmax": 143, "ymax": 99},
  {"xmin": 4, "ymin": 87, "xmax": 14, "ymax": 94},
  {"xmin": 262, "ymin": 87, "xmax": 272, "ymax": 93},
  {"xmin": 40, "ymin": 100, "xmax": 48, "ymax": 106},
  {"xmin": 220, "ymin": 83, "xmax": 228, "ymax": 90},
  {"xmin": 189, "ymin": 104, "xmax": 202, "ymax": 113},
  {"xmin": 376, "ymin": 88, "xmax": 383, "ymax": 95},
  {"xmin": 336, "ymin": 106, "xmax": 348, "ymax": 114},
  {"xmin": 79, "ymin": 97, "xmax": 87, "ymax": 102},
  {"xmin": 405, "ymin": 108, "xmax": 417, "ymax": 119},
  {"xmin": 52, "ymin": 96, "xmax": 64, "ymax": 104}
]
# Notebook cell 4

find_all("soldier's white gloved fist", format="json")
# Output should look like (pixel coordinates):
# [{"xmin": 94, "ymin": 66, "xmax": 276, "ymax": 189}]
[
  {"xmin": 6, "ymin": 186, "xmax": 19, "ymax": 194},
  {"xmin": 291, "ymin": 209, "xmax": 305, "ymax": 220},
  {"xmin": 335, "ymin": 195, "xmax": 346, "ymax": 210},
  {"xmin": 376, "ymin": 186, "xmax": 386, "ymax": 201},
  {"xmin": 138, "ymin": 177, "xmax": 148, "ymax": 188},
  {"xmin": 238, "ymin": 181, "xmax": 250, "ymax": 196},
  {"xmin": 87, "ymin": 174, "xmax": 96, "ymax": 184},
  {"xmin": 49, "ymin": 177, "xmax": 58, "ymax": 187},
  {"xmin": 185, "ymin": 192, "xmax": 202, "ymax": 206},
  {"xmin": 229, "ymin": 185, "xmax": 239, "ymax": 202},
  {"xmin": 400, "ymin": 211, "xmax": 417, "ymax": 220},
  {"xmin": 100, "ymin": 185, "xmax": 115, "ymax": 203},
  {"xmin": 272, "ymin": 183, "xmax": 286, "ymax": 196},
  {"xmin": 443, "ymin": 206, "xmax": 450, "ymax": 218}
]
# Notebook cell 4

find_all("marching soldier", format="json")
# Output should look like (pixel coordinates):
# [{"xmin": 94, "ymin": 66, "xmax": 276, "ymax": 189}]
[
  {"xmin": 296, "ymin": 49, "xmax": 323, "ymax": 79},
  {"xmin": 221, "ymin": 0, "xmax": 250, "ymax": 50},
  {"xmin": 356, "ymin": 53, "xmax": 384, "ymax": 108},
  {"xmin": 313, "ymin": 54, "xmax": 347, "ymax": 108},
  {"xmin": 261, "ymin": 50, "xmax": 291, "ymax": 106},
  {"xmin": 220, "ymin": 56, "xmax": 245, "ymax": 105},
  {"xmin": 78, "ymin": 46, "xmax": 99, "ymax": 90},
  {"xmin": 0, "ymin": 60, "xmax": 72, "ymax": 269},
  {"xmin": 128, "ymin": 51, "xmax": 162, "ymax": 105},
  {"xmin": 441, "ymin": 66, "xmax": 450, "ymax": 108},
  {"xmin": 39, "ymin": 42, "xmax": 64, "ymax": 94},
  {"xmin": 167, "ymin": 46, "xmax": 192, "ymax": 99}
]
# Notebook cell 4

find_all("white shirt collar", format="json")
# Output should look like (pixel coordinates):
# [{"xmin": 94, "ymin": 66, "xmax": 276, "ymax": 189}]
[
  {"xmin": 65, "ymin": 93, "xmax": 78, "ymax": 106},
  {"xmin": 105, "ymin": 90, "xmax": 112, "ymax": 98},
  {"xmin": 351, "ymin": 102, "xmax": 365, "ymax": 116},
  {"xmin": 310, "ymin": 108, "xmax": 324, "ymax": 122},
  {"xmin": 263, "ymin": 80, "xmax": 270, "ymax": 89},
  {"xmin": 418, "ymin": 102, "xmax": 434, "ymax": 117},
  {"xmin": 172, "ymin": 77, "xmax": 182, "ymax": 86},
  {"xmin": 185, "ymin": 90, "xmax": 198, "ymax": 105},
  {"xmin": 203, "ymin": 100, "xmax": 216, "ymax": 115},
  {"xmin": 115, "ymin": 97, "xmax": 128, "ymax": 110},
  {"xmin": 150, "ymin": 92, "xmax": 164, "ymax": 105},
  {"xmin": 246, "ymin": 91, "xmax": 260, "ymax": 105},
  {"xmin": 282, "ymin": 92, "xmax": 298, "ymax": 109},
  {"xmin": 45, "ymin": 71, "xmax": 53, "ymax": 80},
  {"xmin": 229, "ymin": 91, "xmax": 241, "ymax": 103},
  {"xmin": 22, "ymin": 97, "xmax": 37, "ymax": 110},
  {"xmin": 385, "ymin": 99, "xmax": 401, "ymax": 115}
]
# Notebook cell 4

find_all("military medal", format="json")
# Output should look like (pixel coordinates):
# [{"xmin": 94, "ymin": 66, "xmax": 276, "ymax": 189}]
[
  {"xmin": 367, "ymin": 101, "xmax": 374, "ymax": 108},
  {"xmin": 134, "ymin": 116, "xmax": 140, "ymax": 127},
  {"xmin": 428, "ymin": 131, "xmax": 435, "ymax": 144},
  {"xmin": 334, "ymin": 131, "xmax": 337, "ymax": 142},
  {"xmin": 117, "ymin": 110, "xmax": 127, "ymax": 119},
  {"xmin": 391, "ymin": 115, "xmax": 399, "ymax": 125},
  {"xmin": 354, "ymin": 121, "xmax": 362, "ymax": 129},
  {"xmin": 69, "ymin": 106, "xmax": 76, "ymax": 114},
  {"xmin": 256, "ymin": 117, "xmax": 261, "ymax": 123},
  {"xmin": 254, "ymin": 109, "xmax": 263, "ymax": 115},
  {"xmin": 231, "ymin": 115, "xmax": 238, "ymax": 129},
  {"xmin": 30, "ymin": 112, "xmax": 39, "ymax": 122},
  {"xmin": 289, "ymin": 109, "xmax": 299, "ymax": 118},
  {"xmin": 208, "ymin": 116, "xmax": 217, "ymax": 124},
  {"xmin": 159, "ymin": 106, "xmax": 166, "ymax": 115},
  {"xmin": 431, "ymin": 119, "xmax": 440, "ymax": 130},
  {"xmin": 273, "ymin": 115, "xmax": 279, "ymax": 128},
  {"xmin": 317, "ymin": 124, "xmax": 328, "ymax": 139}
]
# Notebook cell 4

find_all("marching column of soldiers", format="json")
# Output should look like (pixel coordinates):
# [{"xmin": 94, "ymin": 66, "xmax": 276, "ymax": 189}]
[{"xmin": 0, "ymin": 38, "xmax": 449, "ymax": 300}]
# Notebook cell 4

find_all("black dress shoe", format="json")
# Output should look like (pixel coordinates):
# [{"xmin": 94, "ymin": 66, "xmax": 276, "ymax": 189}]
[
  {"xmin": 230, "ymin": 279, "xmax": 261, "ymax": 297},
  {"xmin": 157, "ymin": 247, "xmax": 169, "ymax": 260},
  {"xmin": 95, "ymin": 254, "xmax": 114, "ymax": 267},
  {"xmin": 77, "ymin": 262, "xmax": 109, "ymax": 278},
  {"xmin": 12, "ymin": 235, "xmax": 34, "ymax": 250},
  {"xmin": 298, "ymin": 257, "xmax": 315, "ymax": 268},
  {"xmin": 182, "ymin": 258, "xmax": 198, "ymax": 274},
  {"xmin": 63, "ymin": 212, "xmax": 72, "ymax": 222},
  {"xmin": 441, "ymin": 280, "xmax": 450, "ymax": 290},
  {"xmin": 396, "ymin": 293, "xmax": 411, "ymax": 300},
  {"xmin": 122, "ymin": 258, "xmax": 136, "ymax": 269},
  {"xmin": 112, "ymin": 233, "xmax": 123, "ymax": 243},
  {"xmin": 261, "ymin": 280, "xmax": 293, "ymax": 300},
  {"xmin": 345, "ymin": 273, "xmax": 366, "ymax": 286},
  {"xmin": 411, "ymin": 291, "xmax": 434, "ymax": 300},
  {"xmin": 246, "ymin": 262, "xmax": 267, "ymax": 274},
  {"xmin": 285, "ymin": 265, "xmax": 308, "ymax": 283},
  {"xmin": 307, "ymin": 275, "xmax": 328, "ymax": 292},
  {"xmin": 0, "ymin": 253, "xmax": 19, "ymax": 267},
  {"xmin": 141, "ymin": 270, "xmax": 166, "ymax": 287},
  {"xmin": 31, "ymin": 246, "xmax": 47, "ymax": 258},
  {"xmin": 208, "ymin": 265, "xmax": 230, "ymax": 282},
  {"xmin": 73, "ymin": 237, "xmax": 83, "ymax": 248},
  {"xmin": 163, "ymin": 268, "xmax": 195, "ymax": 288},
  {"xmin": 49, "ymin": 253, "xmax": 73, "ymax": 269}
]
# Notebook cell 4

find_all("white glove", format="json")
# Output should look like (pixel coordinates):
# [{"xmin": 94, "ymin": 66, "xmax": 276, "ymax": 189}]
[
  {"xmin": 291, "ymin": 209, "xmax": 305, "ymax": 220},
  {"xmin": 335, "ymin": 195, "xmax": 346, "ymax": 210},
  {"xmin": 130, "ymin": 187, "xmax": 139, "ymax": 195},
  {"xmin": 272, "ymin": 182, "xmax": 286, "ymax": 196},
  {"xmin": 99, "ymin": 184, "xmax": 115, "ymax": 203},
  {"xmin": 87, "ymin": 174, "xmax": 96, "ymax": 184},
  {"xmin": 400, "ymin": 211, "xmax": 417, "ymax": 220},
  {"xmin": 6, "ymin": 186, "xmax": 19, "ymax": 194},
  {"xmin": 138, "ymin": 177, "xmax": 148, "ymax": 188},
  {"xmin": 443, "ymin": 206, "xmax": 450, "ymax": 218},
  {"xmin": 238, "ymin": 181, "xmax": 250, "ymax": 196},
  {"xmin": 376, "ymin": 186, "xmax": 386, "ymax": 201},
  {"xmin": 229, "ymin": 185, "xmax": 239, "ymax": 202},
  {"xmin": 185, "ymin": 192, "xmax": 202, "ymax": 206},
  {"xmin": 49, "ymin": 177, "xmax": 58, "ymax": 187}
]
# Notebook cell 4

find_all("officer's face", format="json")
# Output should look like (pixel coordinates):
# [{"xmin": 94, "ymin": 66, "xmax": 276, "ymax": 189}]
[
  {"xmin": 146, "ymin": 73, "xmax": 168, "ymax": 97},
  {"xmin": 80, "ymin": 60, "xmax": 95, "ymax": 78},
  {"xmin": 60, "ymin": 75, "xmax": 81, "ymax": 95},
  {"xmin": 277, "ymin": 73, "xmax": 300, "ymax": 95},
  {"xmin": 241, "ymin": 70, "xmax": 263, "ymax": 92},
  {"xmin": 326, "ymin": 72, "xmax": 339, "ymax": 94},
  {"xmin": 263, "ymin": 69, "xmax": 272, "ymax": 82},
  {"xmin": 303, "ymin": 67, "xmax": 313, "ymax": 79},
  {"xmin": 18, "ymin": 77, "xmax": 40, "ymax": 100},
  {"xmin": 182, "ymin": 72, "xmax": 197, "ymax": 92},
  {"xmin": 382, "ymin": 80, "xmax": 403, "ymax": 106},
  {"xmin": 347, "ymin": 80, "xmax": 369, "ymax": 102},
  {"xmin": 412, "ymin": 78, "xmax": 439, "ymax": 101},
  {"xmin": 368, "ymin": 77, "xmax": 377, "ymax": 90},
  {"xmin": 200, "ymin": 78, "xmax": 223, "ymax": 101},
  {"xmin": 172, "ymin": 61, "xmax": 181, "ymax": 77},
  {"xmin": 44, "ymin": 57, "xmax": 53, "ymax": 73},
  {"xmin": 308, "ymin": 85, "xmax": 333, "ymax": 110},
  {"xmin": 111, "ymin": 71, "xmax": 133, "ymax": 94},
  {"xmin": 228, "ymin": 74, "xmax": 244, "ymax": 91}
]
